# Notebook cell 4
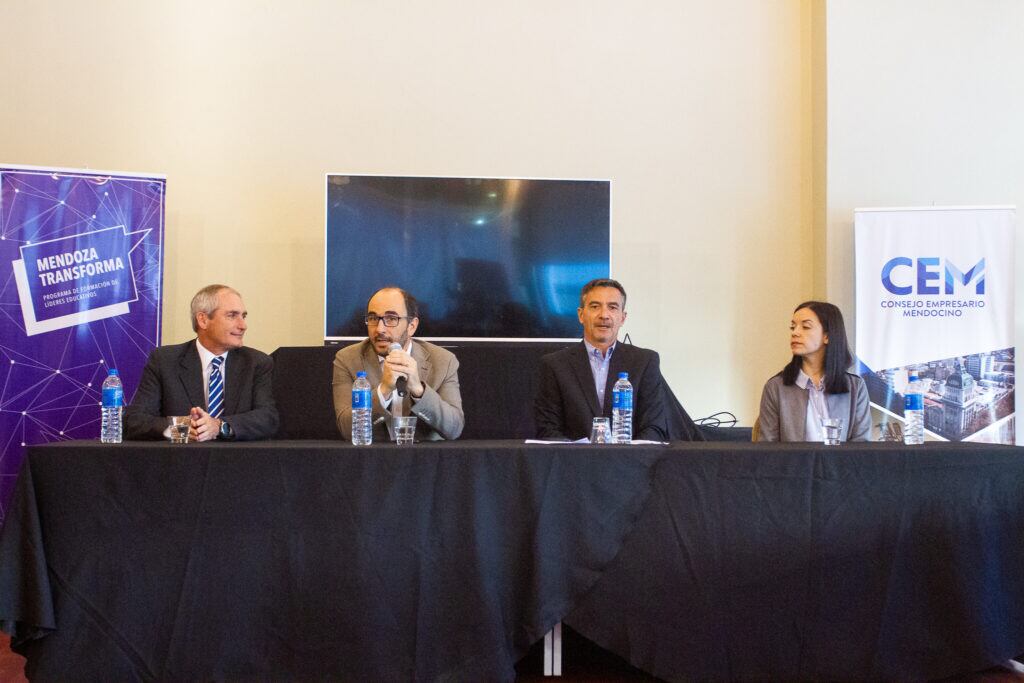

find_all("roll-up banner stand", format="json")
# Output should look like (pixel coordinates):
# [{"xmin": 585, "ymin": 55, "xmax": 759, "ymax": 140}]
[
  {"xmin": 0, "ymin": 165, "xmax": 165, "ymax": 523},
  {"xmin": 855, "ymin": 206, "xmax": 1016, "ymax": 444}
]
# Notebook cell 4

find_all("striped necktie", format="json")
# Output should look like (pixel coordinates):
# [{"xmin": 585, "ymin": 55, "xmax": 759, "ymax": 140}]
[{"xmin": 208, "ymin": 355, "xmax": 224, "ymax": 418}]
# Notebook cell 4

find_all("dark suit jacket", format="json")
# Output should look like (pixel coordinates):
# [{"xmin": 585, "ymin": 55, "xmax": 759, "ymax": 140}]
[
  {"xmin": 534, "ymin": 341, "xmax": 677, "ymax": 442},
  {"xmin": 124, "ymin": 340, "xmax": 279, "ymax": 441}
]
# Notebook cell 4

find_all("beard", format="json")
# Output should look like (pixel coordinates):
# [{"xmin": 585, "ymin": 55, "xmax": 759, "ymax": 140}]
[{"xmin": 374, "ymin": 329, "xmax": 408, "ymax": 355}]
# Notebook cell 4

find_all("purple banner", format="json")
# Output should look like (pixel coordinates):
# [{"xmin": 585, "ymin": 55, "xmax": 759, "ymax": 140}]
[{"xmin": 0, "ymin": 166, "xmax": 165, "ymax": 523}]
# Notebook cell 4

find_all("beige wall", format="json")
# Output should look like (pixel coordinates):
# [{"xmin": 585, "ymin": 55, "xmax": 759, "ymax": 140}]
[
  {"xmin": 826, "ymin": 0, "xmax": 1024, "ymax": 435},
  {"xmin": 0, "ymin": 1, "xmax": 818, "ymax": 424},
  {"xmin": 826, "ymin": 0, "xmax": 1024, "ymax": 337}
]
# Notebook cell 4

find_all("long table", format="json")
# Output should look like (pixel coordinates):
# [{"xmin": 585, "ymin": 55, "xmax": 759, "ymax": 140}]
[{"xmin": 2, "ymin": 440, "xmax": 1023, "ymax": 681}]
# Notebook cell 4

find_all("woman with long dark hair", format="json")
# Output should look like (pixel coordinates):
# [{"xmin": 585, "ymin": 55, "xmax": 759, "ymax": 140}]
[{"xmin": 754, "ymin": 301, "xmax": 871, "ymax": 442}]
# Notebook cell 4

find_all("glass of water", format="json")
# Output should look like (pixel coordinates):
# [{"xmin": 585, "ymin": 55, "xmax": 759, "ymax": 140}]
[
  {"xmin": 820, "ymin": 417, "xmax": 844, "ymax": 446},
  {"xmin": 590, "ymin": 417, "xmax": 611, "ymax": 444},
  {"xmin": 170, "ymin": 416, "xmax": 191, "ymax": 444},
  {"xmin": 392, "ymin": 416, "xmax": 418, "ymax": 445}
]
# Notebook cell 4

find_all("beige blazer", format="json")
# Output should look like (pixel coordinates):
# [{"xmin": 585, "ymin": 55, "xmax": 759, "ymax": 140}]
[{"xmin": 332, "ymin": 338, "xmax": 464, "ymax": 441}]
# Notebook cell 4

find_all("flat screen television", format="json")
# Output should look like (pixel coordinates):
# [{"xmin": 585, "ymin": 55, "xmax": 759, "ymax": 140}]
[{"xmin": 324, "ymin": 174, "xmax": 611, "ymax": 341}]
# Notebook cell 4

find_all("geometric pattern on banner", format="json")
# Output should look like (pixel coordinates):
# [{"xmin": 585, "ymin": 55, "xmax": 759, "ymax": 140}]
[
  {"xmin": 854, "ymin": 206, "xmax": 1015, "ymax": 445},
  {"xmin": 0, "ymin": 166, "xmax": 165, "ymax": 523}
]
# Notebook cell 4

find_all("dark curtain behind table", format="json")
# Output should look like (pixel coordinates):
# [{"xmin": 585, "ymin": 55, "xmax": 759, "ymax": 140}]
[
  {"xmin": 271, "ymin": 344, "xmax": 719, "ymax": 442},
  {"xmin": 2, "ymin": 441, "xmax": 661, "ymax": 682},
  {"xmin": 566, "ymin": 442, "xmax": 1024, "ymax": 681},
  {"xmin": 271, "ymin": 343, "xmax": 569, "ymax": 440}
]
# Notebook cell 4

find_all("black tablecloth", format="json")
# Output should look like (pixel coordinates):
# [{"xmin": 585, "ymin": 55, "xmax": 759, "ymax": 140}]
[
  {"xmin": 0, "ymin": 440, "xmax": 660, "ymax": 681},
  {"xmin": 568, "ymin": 441, "xmax": 1024, "ymax": 681},
  {"xmin": 2, "ymin": 440, "xmax": 1024, "ymax": 681}
]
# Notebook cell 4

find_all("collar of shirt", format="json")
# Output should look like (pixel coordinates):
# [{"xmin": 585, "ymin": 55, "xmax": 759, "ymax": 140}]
[
  {"xmin": 795, "ymin": 369, "xmax": 825, "ymax": 392},
  {"xmin": 195, "ymin": 340, "xmax": 226, "ymax": 407},
  {"xmin": 583, "ymin": 339, "xmax": 615, "ymax": 362}
]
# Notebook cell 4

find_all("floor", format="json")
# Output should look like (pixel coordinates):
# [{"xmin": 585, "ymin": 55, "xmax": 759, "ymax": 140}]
[
  {"xmin": 0, "ymin": 633, "xmax": 27, "ymax": 683},
  {"xmin": 0, "ymin": 631, "xmax": 654, "ymax": 682},
  {"xmin": 3, "ymin": 630, "xmax": 1023, "ymax": 682}
]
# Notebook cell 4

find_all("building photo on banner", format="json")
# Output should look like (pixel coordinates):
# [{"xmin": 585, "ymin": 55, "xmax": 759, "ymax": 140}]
[
  {"xmin": 0, "ymin": 165, "xmax": 165, "ymax": 523},
  {"xmin": 855, "ymin": 206, "xmax": 1016, "ymax": 445}
]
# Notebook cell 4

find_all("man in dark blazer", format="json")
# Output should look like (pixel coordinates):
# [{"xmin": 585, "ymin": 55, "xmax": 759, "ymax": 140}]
[
  {"xmin": 534, "ymin": 278, "xmax": 700, "ymax": 442},
  {"xmin": 124, "ymin": 284, "xmax": 279, "ymax": 441}
]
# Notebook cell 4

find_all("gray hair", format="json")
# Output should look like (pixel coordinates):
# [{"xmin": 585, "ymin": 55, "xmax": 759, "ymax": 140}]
[
  {"xmin": 579, "ymin": 278, "xmax": 627, "ymax": 309},
  {"xmin": 190, "ymin": 284, "xmax": 239, "ymax": 332}
]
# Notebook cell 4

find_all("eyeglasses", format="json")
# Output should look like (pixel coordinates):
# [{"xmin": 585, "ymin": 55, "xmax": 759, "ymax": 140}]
[{"xmin": 364, "ymin": 314, "xmax": 410, "ymax": 327}]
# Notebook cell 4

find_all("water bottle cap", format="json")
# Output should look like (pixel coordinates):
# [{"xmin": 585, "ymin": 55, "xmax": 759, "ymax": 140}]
[
  {"xmin": 108, "ymin": 368, "xmax": 119, "ymax": 375},
  {"xmin": 356, "ymin": 371, "xmax": 367, "ymax": 377},
  {"xmin": 618, "ymin": 372, "xmax": 628, "ymax": 379}
]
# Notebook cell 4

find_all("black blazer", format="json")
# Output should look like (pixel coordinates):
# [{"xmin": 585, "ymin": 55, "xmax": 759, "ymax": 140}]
[
  {"xmin": 534, "ymin": 341, "xmax": 673, "ymax": 441},
  {"xmin": 124, "ymin": 340, "xmax": 279, "ymax": 441}
]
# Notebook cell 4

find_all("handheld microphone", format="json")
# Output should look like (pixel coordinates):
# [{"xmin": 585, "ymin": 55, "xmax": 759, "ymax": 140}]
[{"xmin": 388, "ymin": 342, "xmax": 408, "ymax": 397}]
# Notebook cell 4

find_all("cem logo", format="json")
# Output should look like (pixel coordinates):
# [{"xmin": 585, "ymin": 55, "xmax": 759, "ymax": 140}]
[{"xmin": 881, "ymin": 257, "xmax": 985, "ymax": 295}]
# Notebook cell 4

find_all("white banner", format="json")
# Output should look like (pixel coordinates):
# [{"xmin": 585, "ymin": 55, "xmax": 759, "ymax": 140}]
[{"xmin": 855, "ymin": 206, "xmax": 1016, "ymax": 443}]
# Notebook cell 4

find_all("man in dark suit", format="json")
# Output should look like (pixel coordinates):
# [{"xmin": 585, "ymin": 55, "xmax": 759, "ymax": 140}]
[
  {"xmin": 124, "ymin": 284, "xmax": 279, "ymax": 441},
  {"xmin": 534, "ymin": 278, "xmax": 700, "ymax": 442}
]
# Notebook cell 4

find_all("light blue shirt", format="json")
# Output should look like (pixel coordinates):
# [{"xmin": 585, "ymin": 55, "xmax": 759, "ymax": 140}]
[
  {"xmin": 796, "ymin": 369, "xmax": 829, "ymax": 441},
  {"xmin": 583, "ymin": 340, "xmax": 615, "ymax": 410}
]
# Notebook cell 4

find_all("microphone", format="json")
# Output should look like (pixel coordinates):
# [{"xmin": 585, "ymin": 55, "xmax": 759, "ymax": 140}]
[{"xmin": 388, "ymin": 342, "xmax": 408, "ymax": 397}]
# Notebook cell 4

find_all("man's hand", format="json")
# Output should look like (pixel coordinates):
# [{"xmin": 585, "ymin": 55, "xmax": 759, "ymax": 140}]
[
  {"xmin": 190, "ymin": 407, "xmax": 222, "ymax": 442},
  {"xmin": 382, "ymin": 347, "xmax": 424, "ymax": 398}
]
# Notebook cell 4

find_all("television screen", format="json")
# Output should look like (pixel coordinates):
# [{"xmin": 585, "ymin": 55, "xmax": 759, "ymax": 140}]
[{"xmin": 324, "ymin": 175, "xmax": 611, "ymax": 341}]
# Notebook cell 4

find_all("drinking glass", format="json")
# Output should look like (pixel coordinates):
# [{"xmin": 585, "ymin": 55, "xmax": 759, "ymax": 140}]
[
  {"xmin": 821, "ymin": 417, "xmax": 843, "ymax": 446},
  {"xmin": 393, "ymin": 416, "xmax": 418, "ymax": 445},
  {"xmin": 170, "ymin": 416, "xmax": 191, "ymax": 444},
  {"xmin": 591, "ymin": 417, "xmax": 611, "ymax": 444}
]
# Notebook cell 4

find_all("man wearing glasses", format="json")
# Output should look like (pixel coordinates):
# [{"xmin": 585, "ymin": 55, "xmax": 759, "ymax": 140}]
[{"xmin": 332, "ymin": 287, "xmax": 464, "ymax": 441}]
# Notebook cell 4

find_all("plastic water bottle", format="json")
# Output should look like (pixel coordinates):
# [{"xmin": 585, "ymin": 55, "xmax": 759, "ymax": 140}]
[
  {"xmin": 903, "ymin": 370, "xmax": 925, "ymax": 445},
  {"xmin": 611, "ymin": 372, "xmax": 633, "ymax": 443},
  {"xmin": 100, "ymin": 368, "xmax": 124, "ymax": 443},
  {"xmin": 351, "ymin": 371, "xmax": 373, "ymax": 446}
]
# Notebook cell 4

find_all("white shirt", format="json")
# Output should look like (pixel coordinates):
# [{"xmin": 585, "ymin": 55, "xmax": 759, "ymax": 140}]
[
  {"xmin": 196, "ymin": 340, "xmax": 227, "ymax": 409},
  {"xmin": 796, "ymin": 369, "xmax": 829, "ymax": 442}
]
